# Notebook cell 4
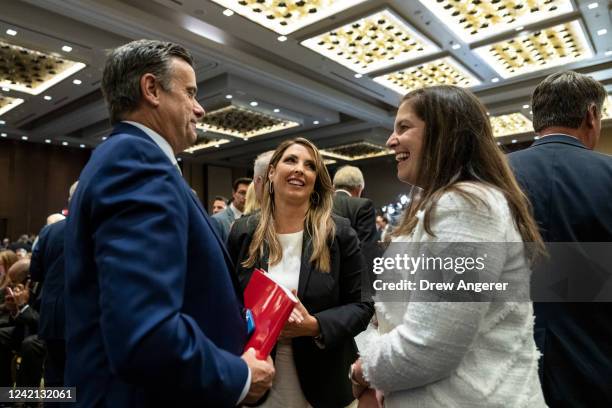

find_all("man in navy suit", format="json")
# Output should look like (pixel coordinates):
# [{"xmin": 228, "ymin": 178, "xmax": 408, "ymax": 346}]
[
  {"xmin": 64, "ymin": 40, "xmax": 274, "ymax": 407},
  {"xmin": 509, "ymin": 71, "xmax": 612, "ymax": 407},
  {"xmin": 29, "ymin": 182, "xmax": 77, "ymax": 389}
]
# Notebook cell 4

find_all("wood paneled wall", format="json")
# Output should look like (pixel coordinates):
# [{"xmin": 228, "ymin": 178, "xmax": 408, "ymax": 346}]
[{"xmin": 0, "ymin": 139, "xmax": 91, "ymax": 239}]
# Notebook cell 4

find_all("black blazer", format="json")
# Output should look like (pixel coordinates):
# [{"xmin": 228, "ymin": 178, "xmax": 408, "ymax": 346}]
[
  {"xmin": 228, "ymin": 213, "xmax": 374, "ymax": 408},
  {"xmin": 333, "ymin": 191, "xmax": 381, "ymax": 291},
  {"xmin": 332, "ymin": 191, "xmax": 377, "ymax": 247},
  {"xmin": 509, "ymin": 135, "xmax": 612, "ymax": 407},
  {"xmin": 30, "ymin": 219, "xmax": 66, "ymax": 341}
]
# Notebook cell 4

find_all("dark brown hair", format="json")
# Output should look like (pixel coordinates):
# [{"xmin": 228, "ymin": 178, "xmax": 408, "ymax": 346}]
[
  {"xmin": 532, "ymin": 71, "xmax": 607, "ymax": 132},
  {"xmin": 394, "ymin": 86, "xmax": 544, "ymax": 258}
]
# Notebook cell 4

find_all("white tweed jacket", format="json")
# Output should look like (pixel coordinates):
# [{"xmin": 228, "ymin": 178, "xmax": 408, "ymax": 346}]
[{"xmin": 360, "ymin": 183, "xmax": 546, "ymax": 408}]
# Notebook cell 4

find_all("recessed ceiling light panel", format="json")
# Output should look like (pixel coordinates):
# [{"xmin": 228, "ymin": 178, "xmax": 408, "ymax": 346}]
[
  {"xmin": 321, "ymin": 141, "xmax": 392, "ymax": 161},
  {"xmin": 490, "ymin": 112, "xmax": 533, "ymax": 137},
  {"xmin": 211, "ymin": 0, "xmax": 367, "ymax": 35},
  {"xmin": 0, "ymin": 94, "xmax": 24, "ymax": 116},
  {"xmin": 374, "ymin": 56, "xmax": 480, "ymax": 95},
  {"xmin": 0, "ymin": 40, "xmax": 86, "ymax": 95},
  {"xmin": 184, "ymin": 136, "xmax": 231, "ymax": 153},
  {"xmin": 474, "ymin": 20, "xmax": 593, "ymax": 79},
  {"xmin": 197, "ymin": 104, "xmax": 299, "ymax": 139},
  {"xmin": 603, "ymin": 95, "xmax": 612, "ymax": 119},
  {"xmin": 302, "ymin": 9, "xmax": 440, "ymax": 74},
  {"xmin": 419, "ymin": 0, "xmax": 573, "ymax": 43}
]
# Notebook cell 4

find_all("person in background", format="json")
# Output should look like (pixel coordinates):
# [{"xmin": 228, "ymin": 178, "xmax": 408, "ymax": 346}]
[
  {"xmin": 0, "ymin": 259, "xmax": 45, "ymax": 393},
  {"xmin": 243, "ymin": 183, "xmax": 260, "ymax": 216},
  {"xmin": 0, "ymin": 251, "xmax": 18, "ymax": 292},
  {"xmin": 30, "ymin": 181, "xmax": 78, "ymax": 390},
  {"xmin": 332, "ymin": 165, "xmax": 379, "ymax": 299},
  {"xmin": 228, "ymin": 138, "xmax": 374, "ymax": 408},
  {"xmin": 45, "ymin": 214, "xmax": 65, "ymax": 226},
  {"xmin": 63, "ymin": 39, "xmax": 273, "ymax": 407},
  {"xmin": 351, "ymin": 85, "xmax": 545, "ymax": 407},
  {"xmin": 509, "ymin": 71, "xmax": 612, "ymax": 407},
  {"xmin": 213, "ymin": 177, "xmax": 251, "ymax": 241},
  {"xmin": 211, "ymin": 195, "xmax": 228, "ymax": 215},
  {"xmin": 253, "ymin": 150, "xmax": 274, "ymax": 203}
]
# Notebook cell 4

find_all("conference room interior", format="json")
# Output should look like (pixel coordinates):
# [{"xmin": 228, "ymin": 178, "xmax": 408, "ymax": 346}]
[{"xmin": 1, "ymin": 0, "xmax": 611, "ymax": 240}]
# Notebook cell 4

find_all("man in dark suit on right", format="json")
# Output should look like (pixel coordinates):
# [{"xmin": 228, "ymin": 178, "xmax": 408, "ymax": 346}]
[
  {"xmin": 509, "ymin": 71, "xmax": 612, "ymax": 407},
  {"xmin": 332, "ymin": 166, "xmax": 378, "ymax": 296}
]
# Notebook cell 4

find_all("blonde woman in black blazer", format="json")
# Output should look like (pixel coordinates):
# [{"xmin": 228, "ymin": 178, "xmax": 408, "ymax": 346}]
[{"xmin": 227, "ymin": 138, "xmax": 373, "ymax": 408}]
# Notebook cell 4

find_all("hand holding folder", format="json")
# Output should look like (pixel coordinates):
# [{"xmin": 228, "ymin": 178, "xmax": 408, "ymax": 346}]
[{"xmin": 243, "ymin": 268, "xmax": 298, "ymax": 360}]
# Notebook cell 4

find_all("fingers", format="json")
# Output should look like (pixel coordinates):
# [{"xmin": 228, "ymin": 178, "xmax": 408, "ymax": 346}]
[{"xmin": 288, "ymin": 309, "xmax": 304, "ymax": 324}]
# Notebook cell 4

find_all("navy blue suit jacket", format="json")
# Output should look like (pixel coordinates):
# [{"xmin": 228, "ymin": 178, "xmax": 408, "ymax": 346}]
[
  {"xmin": 64, "ymin": 123, "xmax": 248, "ymax": 407},
  {"xmin": 509, "ymin": 135, "xmax": 612, "ymax": 407},
  {"xmin": 30, "ymin": 219, "xmax": 66, "ymax": 340}
]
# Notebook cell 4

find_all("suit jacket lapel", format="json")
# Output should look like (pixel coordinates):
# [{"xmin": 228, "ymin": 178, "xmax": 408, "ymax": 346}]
[{"xmin": 297, "ymin": 232, "xmax": 314, "ymax": 298}]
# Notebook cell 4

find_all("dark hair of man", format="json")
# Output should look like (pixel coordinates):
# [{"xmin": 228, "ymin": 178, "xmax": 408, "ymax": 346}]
[
  {"xmin": 233, "ymin": 177, "xmax": 253, "ymax": 192},
  {"xmin": 394, "ymin": 86, "xmax": 544, "ymax": 260},
  {"xmin": 102, "ymin": 39, "xmax": 194, "ymax": 125},
  {"xmin": 214, "ymin": 195, "xmax": 228, "ymax": 204},
  {"xmin": 531, "ymin": 71, "xmax": 607, "ymax": 132}
]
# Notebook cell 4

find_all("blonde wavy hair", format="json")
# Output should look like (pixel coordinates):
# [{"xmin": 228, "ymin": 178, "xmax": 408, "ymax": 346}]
[
  {"xmin": 242, "ymin": 138, "xmax": 336, "ymax": 272},
  {"xmin": 243, "ymin": 182, "xmax": 260, "ymax": 216}
]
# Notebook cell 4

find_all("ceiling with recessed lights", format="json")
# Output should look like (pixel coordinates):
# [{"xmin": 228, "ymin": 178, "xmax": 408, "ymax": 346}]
[{"xmin": 0, "ymin": 0, "xmax": 610, "ymax": 165}]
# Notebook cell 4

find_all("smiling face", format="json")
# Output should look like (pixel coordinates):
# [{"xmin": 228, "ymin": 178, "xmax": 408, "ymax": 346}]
[
  {"xmin": 269, "ymin": 143, "xmax": 317, "ymax": 207},
  {"xmin": 386, "ymin": 99, "xmax": 425, "ymax": 185},
  {"xmin": 156, "ymin": 58, "xmax": 205, "ymax": 153}
]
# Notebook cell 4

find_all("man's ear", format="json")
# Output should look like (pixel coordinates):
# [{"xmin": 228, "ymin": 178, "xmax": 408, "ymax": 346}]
[
  {"xmin": 585, "ymin": 104, "xmax": 598, "ymax": 129},
  {"xmin": 140, "ymin": 73, "xmax": 161, "ymax": 107}
]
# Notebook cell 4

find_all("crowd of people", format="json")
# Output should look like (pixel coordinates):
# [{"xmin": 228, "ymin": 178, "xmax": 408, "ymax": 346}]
[{"xmin": 0, "ymin": 39, "xmax": 610, "ymax": 408}]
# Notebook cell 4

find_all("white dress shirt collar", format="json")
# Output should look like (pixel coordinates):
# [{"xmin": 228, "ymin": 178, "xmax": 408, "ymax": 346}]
[
  {"xmin": 229, "ymin": 203, "xmax": 243, "ymax": 220},
  {"xmin": 122, "ymin": 121, "xmax": 180, "ymax": 172}
]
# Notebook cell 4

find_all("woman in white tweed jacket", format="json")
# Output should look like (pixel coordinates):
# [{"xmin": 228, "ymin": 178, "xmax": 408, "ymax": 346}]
[{"xmin": 350, "ymin": 86, "xmax": 547, "ymax": 407}]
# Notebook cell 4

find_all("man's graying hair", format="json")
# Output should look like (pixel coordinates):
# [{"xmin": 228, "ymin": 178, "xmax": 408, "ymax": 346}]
[
  {"xmin": 102, "ymin": 39, "xmax": 194, "ymax": 125},
  {"xmin": 532, "ymin": 71, "xmax": 606, "ymax": 133},
  {"xmin": 333, "ymin": 165, "xmax": 364, "ymax": 190},
  {"xmin": 253, "ymin": 150, "xmax": 274, "ymax": 178}
]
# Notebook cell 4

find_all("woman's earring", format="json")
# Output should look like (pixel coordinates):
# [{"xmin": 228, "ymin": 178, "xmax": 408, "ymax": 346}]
[{"xmin": 269, "ymin": 180, "xmax": 274, "ymax": 195}]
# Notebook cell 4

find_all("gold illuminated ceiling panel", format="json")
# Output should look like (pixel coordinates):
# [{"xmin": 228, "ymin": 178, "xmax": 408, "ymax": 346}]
[
  {"xmin": 197, "ymin": 105, "xmax": 299, "ymax": 139},
  {"xmin": 474, "ymin": 20, "xmax": 593, "ymax": 79},
  {"xmin": 603, "ymin": 95, "xmax": 612, "ymax": 120},
  {"xmin": 0, "ymin": 94, "xmax": 24, "ymax": 116},
  {"xmin": 301, "ymin": 9, "xmax": 439, "ymax": 74},
  {"xmin": 211, "ymin": 0, "xmax": 367, "ymax": 35},
  {"xmin": 419, "ymin": 0, "xmax": 573, "ymax": 43},
  {"xmin": 490, "ymin": 113, "xmax": 533, "ymax": 137},
  {"xmin": 321, "ymin": 141, "xmax": 392, "ymax": 161},
  {"xmin": 184, "ymin": 136, "xmax": 231, "ymax": 154},
  {"xmin": 374, "ymin": 57, "xmax": 480, "ymax": 95},
  {"xmin": 0, "ymin": 41, "xmax": 86, "ymax": 95}
]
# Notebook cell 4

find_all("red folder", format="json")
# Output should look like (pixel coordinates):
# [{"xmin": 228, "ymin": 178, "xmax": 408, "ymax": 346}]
[{"xmin": 244, "ymin": 268, "xmax": 298, "ymax": 360}]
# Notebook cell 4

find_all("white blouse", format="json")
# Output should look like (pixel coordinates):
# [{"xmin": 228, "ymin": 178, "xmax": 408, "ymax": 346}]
[{"xmin": 268, "ymin": 230, "xmax": 303, "ymax": 292}]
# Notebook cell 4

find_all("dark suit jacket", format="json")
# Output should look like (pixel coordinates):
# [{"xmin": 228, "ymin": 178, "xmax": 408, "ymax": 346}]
[
  {"xmin": 228, "ymin": 214, "xmax": 374, "ymax": 408},
  {"xmin": 30, "ymin": 219, "xmax": 66, "ymax": 341},
  {"xmin": 509, "ymin": 134, "xmax": 612, "ymax": 407},
  {"xmin": 333, "ymin": 191, "xmax": 380, "ymax": 292},
  {"xmin": 64, "ymin": 123, "xmax": 248, "ymax": 407}
]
